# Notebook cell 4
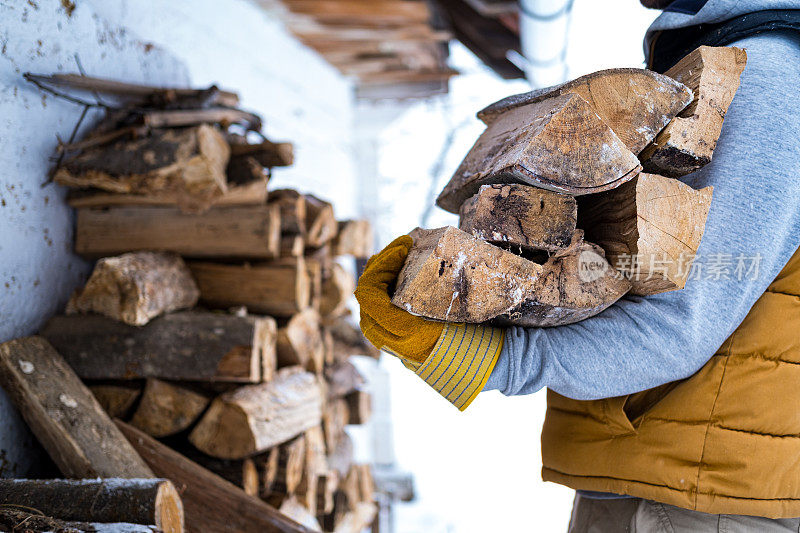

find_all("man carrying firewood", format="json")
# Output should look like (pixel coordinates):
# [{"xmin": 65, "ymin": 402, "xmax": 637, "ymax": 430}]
[{"xmin": 355, "ymin": 0, "xmax": 800, "ymax": 531}]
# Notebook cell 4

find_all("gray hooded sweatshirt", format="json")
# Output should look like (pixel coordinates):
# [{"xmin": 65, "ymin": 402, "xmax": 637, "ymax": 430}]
[{"xmin": 485, "ymin": 0, "xmax": 800, "ymax": 403}]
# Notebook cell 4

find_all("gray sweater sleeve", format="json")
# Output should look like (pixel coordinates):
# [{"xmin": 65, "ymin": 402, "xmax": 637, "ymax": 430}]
[{"xmin": 484, "ymin": 31, "xmax": 800, "ymax": 401}]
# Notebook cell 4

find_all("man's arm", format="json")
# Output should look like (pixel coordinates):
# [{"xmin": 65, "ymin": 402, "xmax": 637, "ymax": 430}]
[{"xmin": 485, "ymin": 31, "xmax": 800, "ymax": 400}]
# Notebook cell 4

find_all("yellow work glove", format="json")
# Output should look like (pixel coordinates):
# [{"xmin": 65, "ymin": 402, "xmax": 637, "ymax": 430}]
[{"xmin": 355, "ymin": 235, "xmax": 505, "ymax": 411}]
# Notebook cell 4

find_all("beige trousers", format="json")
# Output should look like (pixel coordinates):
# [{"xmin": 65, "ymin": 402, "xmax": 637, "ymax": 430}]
[{"xmin": 567, "ymin": 494, "xmax": 800, "ymax": 532}]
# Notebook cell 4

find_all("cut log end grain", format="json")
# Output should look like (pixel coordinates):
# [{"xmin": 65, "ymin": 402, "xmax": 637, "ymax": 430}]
[
  {"xmin": 270, "ymin": 189, "xmax": 307, "ymax": 236},
  {"xmin": 497, "ymin": 231, "xmax": 631, "ymax": 327},
  {"xmin": 90, "ymin": 383, "xmax": 142, "ymax": 418},
  {"xmin": 67, "ymin": 251, "xmax": 198, "ymax": 326},
  {"xmin": 391, "ymin": 226, "xmax": 541, "ymax": 323},
  {"xmin": 189, "ymin": 367, "xmax": 324, "ymax": 459},
  {"xmin": 641, "ymin": 46, "xmax": 747, "ymax": 177},
  {"xmin": 277, "ymin": 309, "xmax": 325, "ymax": 373},
  {"xmin": 477, "ymin": 67, "xmax": 694, "ymax": 154},
  {"xmin": 129, "ymin": 379, "xmax": 210, "ymax": 438},
  {"xmin": 333, "ymin": 220, "xmax": 374, "ymax": 258},
  {"xmin": 578, "ymin": 172, "xmax": 713, "ymax": 295},
  {"xmin": 305, "ymin": 195, "xmax": 338, "ymax": 248},
  {"xmin": 320, "ymin": 263, "xmax": 355, "ymax": 318},
  {"xmin": 437, "ymin": 93, "xmax": 642, "ymax": 213},
  {"xmin": 459, "ymin": 183, "xmax": 577, "ymax": 253}
]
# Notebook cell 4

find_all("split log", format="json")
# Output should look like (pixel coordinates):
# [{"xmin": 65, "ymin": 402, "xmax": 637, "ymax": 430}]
[
  {"xmin": 54, "ymin": 124, "xmax": 229, "ymax": 208},
  {"xmin": 281, "ymin": 234, "xmax": 306, "ymax": 257},
  {"xmin": 345, "ymin": 390, "xmax": 371, "ymax": 425},
  {"xmin": 459, "ymin": 183, "xmax": 577, "ymax": 253},
  {"xmin": 67, "ymin": 252, "xmax": 198, "ymax": 326},
  {"xmin": 326, "ymin": 433, "xmax": 354, "ymax": 478},
  {"xmin": 334, "ymin": 502, "xmax": 378, "ymax": 533},
  {"xmin": 305, "ymin": 195, "xmax": 338, "ymax": 248},
  {"xmin": 229, "ymin": 139, "xmax": 294, "ymax": 168},
  {"xmin": 341, "ymin": 468, "xmax": 361, "ymax": 511},
  {"xmin": 295, "ymin": 471, "xmax": 318, "ymax": 517},
  {"xmin": 115, "ymin": 420, "xmax": 317, "ymax": 533},
  {"xmin": 641, "ymin": 46, "xmax": 747, "ymax": 176},
  {"xmin": 90, "ymin": 383, "xmax": 142, "ymax": 418},
  {"xmin": 277, "ymin": 309, "xmax": 325, "ymax": 374},
  {"xmin": 322, "ymin": 327, "xmax": 335, "ymax": 367},
  {"xmin": 260, "ymin": 447, "xmax": 281, "ymax": 494},
  {"xmin": 41, "ymin": 312, "xmax": 275, "ymax": 383},
  {"xmin": 129, "ymin": 379, "xmax": 210, "ymax": 437},
  {"xmin": 273, "ymin": 436, "xmax": 307, "ymax": 495},
  {"xmin": 355, "ymin": 465, "xmax": 375, "ymax": 504},
  {"xmin": 190, "ymin": 258, "xmax": 311, "ymax": 317},
  {"xmin": 303, "ymin": 426, "xmax": 328, "ymax": 482},
  {"xmin": 477, "ymin": 68, "xmax": 694, "ymax": 154},
  {"xmin": 0, "ymin": 478, "xmax": 183, "ymax": 533},
  {"xmin": 327, "ymin": 316, "xmax": 380, "ymax": 360},
  {"xmin": 189, "ymin": 367, "xmax": 324, "ymax": 459},
  {"xmin": 319, "ymin": 489, "xmax": 349, "ymax": 532},
  {"xmin": 578, "ymin": 172, "xmax": 713, "ymax": 295},
  {"xmin": 333, "ymin": 220, "xmax": 373, "ymax": 258},
  {"xmin": 175, "ymin": 447, "xmax": 260, "ymax": 497},
  {"xmin": 322, "ymin": 399, "xmax": 350, "ymax": 452},
  {"xmin": 0, "ymin": 508, "xmax": 160, "ymax": 532},
  {"xmin": 269, "ymin": 189, "xmax": 307, "ymax": 235},
  {"xmin": 324, "ymin": 361, "xmax": 365, "ymax": 399},
  {"xmin": 142, "ymin": 108, "xmax": 261, "ymax": 130},
  {"xmin": 391, "ymin": 226, "xmax": 541, "ymax": 323},
  {"xmin": 0, "ymin": 337, "xmax": 153, "ymax": 478},
  {"xmin": 497, "ymin": 231, "xmax": 631, "ymax": 327},
  {"xmin": 319, "ymin": 263, "xmax": 355, "ymax": 318},
  {"xmin": 75, "ymin": 205, "xmax": 281, "ymax": 259},
  {"xmin": 437, "ymin": 93, "xmax": 642, "ymax": 213},
  {"xmin": 316, "ymin": 471, "xmax": 339, "ymax": 516},
  {"xmin": 278, "ymin": 498, "xmax": 323, "ymax": 531},
  {"xmin": 305, "ymin": 258, "xmax": 324, "ymax": 314}
]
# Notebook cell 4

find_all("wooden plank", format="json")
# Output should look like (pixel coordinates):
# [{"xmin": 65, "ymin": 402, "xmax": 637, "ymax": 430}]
[
  {"xmin": 436, "ymin": 93, "xmax": 642, "ymax": 213},
  {"xmin": 75, "ymin": 205, "xmax": 280, "ymax": 259},
  {"xmin": 0, "ymin": 337, "xmax": 153, "ymax": 478},
  {"xmin": 0, "ymin": 478, "xmax": 183, "ymax": 533},
  {"xmin": 66, "ymin": 251, "xmax": 199, "ymax": 326},
  {"xmin": 41, "ymin": 311, "xmax": 272, "ymax": 383},
  {"xmin": 459, "ymin": 183, "xmax": 577, "ymax": 253},
  {"xmin": 115, "ymin": 420, "xmax": 317, "ymax": 533},
  {"xmin": 641, "ymin": 46, "xmax": 747, "ymax": 176},
  {"xmin": 478, "ymin": 68, "xmax": 694, "ymax": 154},
  {"xmin": 190, "ymin": 259, "xmax": 311, "ymax": 317},
  {"xmin": 189, "ymin": 367, "xmax": 324, "ymax": 459},
  {"xmin": 579, "ymin": 172, "xmax": 713, "ymax": 295},
  {"xmin": 392, "ymin": 226, "xmax": 541, "ymax": 323},
  {"xmin": 129, "ymin": 379, "xmax": 211, "ymax": 438}
]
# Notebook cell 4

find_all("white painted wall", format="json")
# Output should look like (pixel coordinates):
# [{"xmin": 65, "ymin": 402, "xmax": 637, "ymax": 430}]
[{"xmin": 0, "ymin": 0, "xmax": 358, "ymax": 477}]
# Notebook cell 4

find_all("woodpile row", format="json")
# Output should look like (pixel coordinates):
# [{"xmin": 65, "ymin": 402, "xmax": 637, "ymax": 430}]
[
  {"xmin": 1, "ymin": 74, "xmax": 379, "ymax": 533},
  {"xmin": 393, "ymin": 46, "xmax": 746, "ymax": 327}
]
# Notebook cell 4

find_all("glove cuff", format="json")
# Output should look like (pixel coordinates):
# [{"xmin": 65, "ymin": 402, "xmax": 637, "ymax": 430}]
[{"xmin": 401, "ymin": 323, "xmax": 504, "ymax": 411}]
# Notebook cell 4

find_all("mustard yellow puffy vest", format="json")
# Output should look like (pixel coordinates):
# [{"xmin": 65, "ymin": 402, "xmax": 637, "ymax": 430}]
[{"xmin": 541, "ymin": 247, "xmax": 800, "ymax": 519}]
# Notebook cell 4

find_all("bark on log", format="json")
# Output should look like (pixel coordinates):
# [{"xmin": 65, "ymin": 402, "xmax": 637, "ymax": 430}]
[
  {"xmin": 189, "ymin": 367, "xmax": 324, "ymax": 459},
  {"xmin": 41, "ymin": 312, "xmax": 275, "ymax": 383},
  {"xmin": 75, "ymin": 205, "xmax": 280, "ymax": 259},
  {"xmin": 0, "ymin": 508, "xmax": 160, "ymax": 532},
  {"xmin": 477, "ymin": 68, "xmax": 694, "ymax": 154},
  {"xmin": 190, "ymin": 258, "xmax": 311, "ymax": 317},
  {"xmin": 333, "ymin": 220, "xmax": 373, "ymax": 258},
  {"xmin": 90, "ymin": 383, "xmax": 143, "ymax": 418},
  {"xmin": 0, "ymin": 337, "xmax": 153, "ymax": 478},
  {"xmin": 67, "ymin": 252, "xmax": 198, "ymax": 326},
  {"xmin": 54, "ymin": 125, "xmax": 230, "ymax": 210},
  {"xmin": 459, "ymin": 183, "xmax": 577, "ymax": 253},
  {"xmin": 319, "ymin": 263, "xmax": 355, "ymax": 318},
  {"xmin": 0, "ymin": 478, "xmax": 183, "ymax": 533},
  {"xmin": 391, "ymin": 226, "xmax": 541, "ymax": 323},
  {"xmin": 641, "ymin": 46, "xmax": 747, "ymax": 177},
  {"xmin": 129, "ymin": 379, "xmax": 210, "ymax": 438},
  {"xmin": 437, "ymin": 93, "xmax": 642, "ymax": 213},
  {"xmin": 344, "ymin": 391, "xmax": 371, "ymax": 425},
  {"xmin": 497, "ymin": 231, "xmax": 631, "ymax": 327},
  {"xmin": 115, "ymin": 420, "xmax": 317, "ymax": 533},
  {"xmin": 277, "ymin": 309, "xmax": 325, "ymax": 374},
  {"xmin": 578, "ymin": 172, "xmax": 713, "ymax": 295}
]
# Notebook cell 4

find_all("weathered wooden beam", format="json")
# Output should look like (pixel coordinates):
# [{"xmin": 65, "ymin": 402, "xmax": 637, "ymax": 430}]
[
  {"xmin": 189, "ymin": 258, "xmax": 311, "ymax": 317},
  {"xmin": 115, "ymin": 420, "xmax": 317, "ymax": 533},
  {"xmin": 41, "ymin": 312, "xmax": 275, "ymax": 383},
  {"xmin": 129, "ymin": 379, "xmax": 210, "ymax": 438},
  {"xmin": 459, "ymin": 183, "xmax": 577, "ymax": 253},
  {"xmin": 66, "ymin": 252, "xmax": 198, "ymax": 326},
  {"xmin": 478, "ymin": 68, "xmax": 694, "ymax": 154},
  {"xmin": 641, "ymin": 46, "xmax": 747, "ymax": 176},
  {"xmin": 189, "ymin": 367, "xmax": 324, "ymax": 459},
  {"xmin": 579, "ymin": 173, "xmax": 713, "ymax": 295},
  {"xmin": 75, "ymin": 205, "xmax": 280, "ymax": 259},
  {"xmin": 498, "ymin": 231, "xmax": 631, "ymax": 327},
  {"xmin": 391, "ymin": 226, "xmax": 541, "ymax": 323},
  {"xmin": 437, "ymin": 93, "xmax": 642, "ymax": 213},
  {"xmin": 0, "ymin": 337, "xmax": 153, "ymax": 478},
  {"xmin": 0, "ymin": 478, "xmax": 183, "ymax": 533}
]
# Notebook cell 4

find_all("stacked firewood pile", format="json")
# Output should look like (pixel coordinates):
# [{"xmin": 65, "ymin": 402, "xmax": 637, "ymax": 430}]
[
  {"xmin": 0, "ymin": 75, "xmax": 378, "ymax": 533},
  {"xmin": 393, "ymin": 46, "xmax": 746, "ymax": 326}
]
